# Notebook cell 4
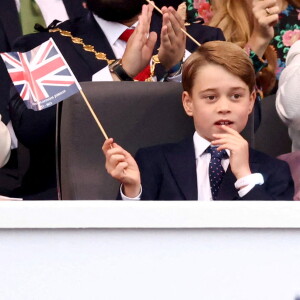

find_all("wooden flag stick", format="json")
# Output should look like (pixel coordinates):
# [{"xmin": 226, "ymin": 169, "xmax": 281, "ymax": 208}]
[
  {"xmin": 145, "ymin": 0, "xmax": 201, "ymax": 47},
  {"xmin": 79, "ymin": 89, "xmax": 109, "ymax": 140}
]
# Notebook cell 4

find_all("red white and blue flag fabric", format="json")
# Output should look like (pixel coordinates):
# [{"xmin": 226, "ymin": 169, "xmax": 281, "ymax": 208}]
[{"xmin": 0, "ymin": 38, "xmax": 81, "ymax": 111}]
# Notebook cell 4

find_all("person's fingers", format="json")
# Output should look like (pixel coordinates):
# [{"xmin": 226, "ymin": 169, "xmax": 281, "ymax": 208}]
[
  {"xmin": 146, "ymin": 31, "xmax": 158, "ymax": 50},
  {"xmin": 105, "ymin": 147, "xmax": 126, "ymax": 164},
  {"xmin": 105, "ymin": 152, "xmax": 125, "ymax": 170},
  {"xmin": 253, "ymin": 0, "xmax": 277, "ymax": 9},
  {"xmin": 265, "ymin": 14, "xmax": 279, "ymax": 26},
  {"xmin": 147, "ymin": 3, "xmax": 154, "ymax": 22},
  {"xmin": 214, "ymin": 139, "xmax": 246, "ymax": 152},
  {"xmin": 102, "ymin": 138, "xmax": 114, "ymax": 154},
  {"xmin": 215, "ymin": 143, "xmax": 233, "ymax": 152},
  {"xmin": 211, "ymin": 138, "xmax": 240, "ymax": 150},
  {"xmin": 160, "ymin": 25, "xmax": 171, "ymax": 48},
  {"xmin": 253, "ymin": 0, "xmax": 279, "ymax": 20},
  {"xmin": 215, "ymin": 125, "xmax": 241, "ymax": 136},
  {"xmin": 171, "ymin": 6, "xmax": 185, "ymax": 28},
  {"xmin": 266, "ymin": 5, "xmax": 280, "ymax": 15},
  {"xmin": 168, "ymin": 7, "xmax": 184, "ymax": 37},
  {"xmin": 109, "ymin": 154, "xmax": 126, "ymax": 167},
  {"xmin": 110, "ymin": 161, "xmax": 129, "ymax": 179}
]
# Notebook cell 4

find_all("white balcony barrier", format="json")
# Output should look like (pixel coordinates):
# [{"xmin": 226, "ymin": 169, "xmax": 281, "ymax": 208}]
[{"xmin": 0, "ymin": 201, "xmax": 299, "ymax": 300}]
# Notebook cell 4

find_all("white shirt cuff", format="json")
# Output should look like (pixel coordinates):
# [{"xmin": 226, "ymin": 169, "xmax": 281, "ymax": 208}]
[
  {"xmin": 120, "ymin": 184, "xmax": 142, "ymax": 200},
  {"xmin": 164, "ymin": 73, "xmax": 182, "ymax": 82},
  {"xmin": 92, "ymin": 66, "xmax": 114, "ymax": 81},
  {"xmin": 235, "ymin": 173, "xmax": 264, "ymax": 198}
]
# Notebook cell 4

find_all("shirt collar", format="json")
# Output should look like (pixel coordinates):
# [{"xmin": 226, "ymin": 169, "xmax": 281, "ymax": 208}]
[
  {"xmin": 193, "ymin": 131, "xmax": 230, "ymax": 158},
  {"xmin": 92, "ymin": 14, "xmax": 138, "ymax": 47}
]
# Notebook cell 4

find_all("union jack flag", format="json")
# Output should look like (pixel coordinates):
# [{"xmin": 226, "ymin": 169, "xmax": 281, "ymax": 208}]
[{"xmin": 0, "ymin": 38, "xmax": 81, "ymax": 111}]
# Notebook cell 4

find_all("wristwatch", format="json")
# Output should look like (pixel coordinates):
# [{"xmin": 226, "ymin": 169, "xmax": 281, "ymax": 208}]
[
  {"xmin": 109, "ymin": 59, "xmax": 133, "ymax": 81},
  {"xmin": 167, "ymin": 61, "xmax": 183, "ymax": 77}
]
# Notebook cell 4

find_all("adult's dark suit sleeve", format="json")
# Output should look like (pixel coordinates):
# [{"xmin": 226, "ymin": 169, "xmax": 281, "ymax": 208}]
[{"xmin": 0, "ymin": 20, "xmax": 12, "ymax": 124}]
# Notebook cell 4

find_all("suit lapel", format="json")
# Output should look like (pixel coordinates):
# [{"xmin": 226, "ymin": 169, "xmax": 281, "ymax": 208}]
[
  {"xmin": 216, "ymin": 166, "xmax": 239, "ymax": 200},
  {"xmin": 0, "ymin": 0, "xmax": 22, "ymax": 48},
  {"xmin": 62, "ymin": 13, "xmax": 116, "ymax": 75},
  {"xmin": 62, "ymin": 0, "xmax": 87, "ymax": 19},
  {"xmin": 164, "ymin": 138, "xmax": 198, "ymax": 200}
]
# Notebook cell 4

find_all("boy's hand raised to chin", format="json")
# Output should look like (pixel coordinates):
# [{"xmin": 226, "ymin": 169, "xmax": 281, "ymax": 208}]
[
  {"xmin": 211, "ymin": 125, "xmax": 252, "ymax": 180},
  {"xmin": 102, "ymin": 138, "xmax": 141, "ymax": 198}
]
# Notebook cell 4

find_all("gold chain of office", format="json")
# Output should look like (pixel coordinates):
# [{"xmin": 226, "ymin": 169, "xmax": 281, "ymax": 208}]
[{"xmin": 49, "ymin": 28, "xmax": 161, "ymax": 82}]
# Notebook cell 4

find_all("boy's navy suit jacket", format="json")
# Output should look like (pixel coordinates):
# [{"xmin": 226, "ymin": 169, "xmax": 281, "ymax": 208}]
[{"xmin": 135, "ymin": 137, "xmax": 294, "ymax": 200}]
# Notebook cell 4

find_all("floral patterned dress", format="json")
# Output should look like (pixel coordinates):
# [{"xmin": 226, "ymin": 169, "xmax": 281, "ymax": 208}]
[
  {"xmin": 272, "ymin": 4, "xmax": 300, "ymax": 79},
  {"xmin": 196, "ymin": 1, "xmax": 300, "ymax": 79}
]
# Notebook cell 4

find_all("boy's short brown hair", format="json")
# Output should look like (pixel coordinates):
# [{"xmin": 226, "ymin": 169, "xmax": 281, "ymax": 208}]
[{"xmin": 182, "ymin": 41, "xmax": 256, "ymax": 94}]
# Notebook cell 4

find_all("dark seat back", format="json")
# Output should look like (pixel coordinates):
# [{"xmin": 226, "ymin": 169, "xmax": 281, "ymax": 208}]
[
  {"xmin": 254, "ymin": 94, "xmax": 291, "ymax": 157},
  {"xmin": 58, "ymin": 82, "xmax": 194, "ymax": 199}
]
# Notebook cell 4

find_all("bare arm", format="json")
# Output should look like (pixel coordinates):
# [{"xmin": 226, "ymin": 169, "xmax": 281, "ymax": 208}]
[{"xmin": 248, "ymin": 0, "xmax": 279, "ymax": 58}]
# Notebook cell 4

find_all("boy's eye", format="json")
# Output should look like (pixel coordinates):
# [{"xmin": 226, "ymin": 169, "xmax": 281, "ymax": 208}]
[
  {"xmin": 205, "ymin": 95, "xmax": 216, "ymax": 101},
  {"xmin": 231, "ymin": 93, "xmax": 241, "ymax": 100}
]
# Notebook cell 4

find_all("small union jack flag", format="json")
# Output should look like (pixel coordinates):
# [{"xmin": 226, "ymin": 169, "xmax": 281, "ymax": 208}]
[{"xmin": 1, "ymin": 38, "xmax": 81, "ymax": 111}]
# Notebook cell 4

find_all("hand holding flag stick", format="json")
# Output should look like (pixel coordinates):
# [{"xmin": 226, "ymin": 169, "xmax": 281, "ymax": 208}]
[{"xmin": 145, "ymin": 0, "xmax": 201, "ymax": 47}]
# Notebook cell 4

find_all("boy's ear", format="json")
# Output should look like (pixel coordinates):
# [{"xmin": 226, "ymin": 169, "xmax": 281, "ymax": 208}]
[
  {"xmin": 182, "ymin": 91, "xmax": 193, "ymax": 116},
  {"xmin": 248, "ymin": 90, "xmax": 256, "ymax": 115}
]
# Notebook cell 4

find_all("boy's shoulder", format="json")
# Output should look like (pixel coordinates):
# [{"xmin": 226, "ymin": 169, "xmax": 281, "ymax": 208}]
[
  {"xmin": 249, "ymin": 147, "xmax": 291, "ymax": 170},
  {"xmin": 135, "ymin": 137, "xmax": 194, "ymax": 158}
]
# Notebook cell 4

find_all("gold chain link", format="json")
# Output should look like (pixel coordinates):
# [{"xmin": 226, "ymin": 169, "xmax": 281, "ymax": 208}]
[{"xmin": 49, "ymin": 28, "xmax": 160, "ymax": 81}]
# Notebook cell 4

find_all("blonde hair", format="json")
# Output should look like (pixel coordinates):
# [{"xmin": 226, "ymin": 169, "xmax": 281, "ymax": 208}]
[
  {"xmin": 209, "ymin": 0, "xmax": 253, "ymax": 47},
  {"xmin": 182, "ymin": 41, "xmax": 256, "ymax": 94},
  {"xmin": 288, "ymin": 0, "xmax": 300, "ymax": 8},
  {"xmin": 208, "ymin": 0, "xmax": 277, "ymax": 94}
]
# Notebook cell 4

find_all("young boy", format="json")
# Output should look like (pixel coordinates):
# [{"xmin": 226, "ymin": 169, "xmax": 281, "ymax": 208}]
[{"xmin": 102, "ymin": 41, "xmax": 294, "ymax": 200}]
